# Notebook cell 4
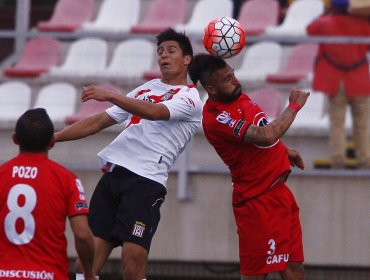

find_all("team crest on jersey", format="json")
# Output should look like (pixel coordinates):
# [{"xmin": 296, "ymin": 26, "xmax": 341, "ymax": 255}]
[
  {"xmin": 216, "ymin": 111, "xmax": 236, "ymax": 127},
  {"xmin": 161, "ymin": 88, "xmax": 181, "ymax": 101},
  {"xmin": 132, "ymin": 221, "xmax": 146, "ymax": 238}
]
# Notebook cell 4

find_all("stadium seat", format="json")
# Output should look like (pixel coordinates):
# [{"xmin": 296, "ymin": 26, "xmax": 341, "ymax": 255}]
[
  {"xmin": 97, "ymin": 39, "xmax": 156, "ymax": 79},
  {"xmin": 266, "ymin": 43, "xmax": 318, "ymax": 84},
  {"xmin": 287, "ymin": 90, "xmax": 329, "ymax": 135},
  {"xmin": 49, "ymin": 37, "xmax": 108, "ymax": 78},
  {"xmin": 265, "ymin": 0, "xmax": 324, "ymax": 36},
  {"xmin": 34, "ymin": 83, "xmax": 77, "ymax": 122},
  {"xmin": 176, "ymin": 0, "xmax": 233, "ymax": 34},
  {"xmin": 65, "ymin": 84, "xmax": 121, "ymax": 125},
  {"xmin": 82, "ymin": 0, "xmax": 140, "ymax": 33},
  {"xmin": 131, "ymin": 0, "xmax": 186, "ymax": 34},
  {"xmin": 235, "ymin": 41, "xmax": 282, "ymax": 82},
  {"xmin": 248, "ymin": 88, "xmax": 282, "ymax": 120},
  {"xmin": 37, "ymin": 0, "xmax": 94, "ymax": 32},
  {"xmin": 143, "ymin": 63, "xmax": 162, "ymax": 80},
  {"xmin": 288, "ymin": 90, "xmax": 353, "ymax": 136},
  {"xmin": 237, "ymin": 0, "xmax": 279, "ymax": 35},
  {"xmin": 4, "ymin": 38, "xmax": 61, "ymax": 78},
  {"xmin": 0, "ymin": 81, "xmax": 32, "ymax": 122}
]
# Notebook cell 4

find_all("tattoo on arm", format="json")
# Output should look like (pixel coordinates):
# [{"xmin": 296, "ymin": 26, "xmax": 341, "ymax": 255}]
[{"xmin": 243, "ymin": 108, "xmax": 297, "ymax": 145}]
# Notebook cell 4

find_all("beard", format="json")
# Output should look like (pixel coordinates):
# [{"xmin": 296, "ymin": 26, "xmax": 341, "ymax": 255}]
[{"xmin": 218, "ymin": 85, "xmax": 242, "ymax": 103}]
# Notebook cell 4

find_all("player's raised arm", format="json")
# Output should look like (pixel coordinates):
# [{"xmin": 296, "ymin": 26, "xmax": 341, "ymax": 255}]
[
  {"xmin": 243, "ymin": 89, "xmax": 310, "ymax": 146},
  {"xmin": 82, "ymin": 85, "xmax": 170, "ymax": 121},
  {"xmin": 55, "ymin": 111, "xmax": 117, "ymax": 142}
]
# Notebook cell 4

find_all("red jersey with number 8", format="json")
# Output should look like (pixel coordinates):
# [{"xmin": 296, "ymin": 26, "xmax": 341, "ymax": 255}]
[{"xmin": 0, "ymin": 153, "xmax": 89, "ymax": 280}]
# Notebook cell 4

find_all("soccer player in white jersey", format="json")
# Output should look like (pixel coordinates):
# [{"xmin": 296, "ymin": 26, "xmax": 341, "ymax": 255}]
[{"xmin": 55, "ymin": 29, "xmax": 202, "ymax": 280}]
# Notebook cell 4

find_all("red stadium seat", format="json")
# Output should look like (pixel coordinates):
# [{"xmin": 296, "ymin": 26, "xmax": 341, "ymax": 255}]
[
  {"xmin": 143, "ymin": 63, "xmax": 161, "ymax": 80},
  {"xmin": 4, "ymin": 38, "xmax": 61, "ymax": 78},
  {"xmin": 248, "ymin": 88, "xmax": 282, "ymax": 120},
  {"xmin": 266, "ymin": 44, "xmax": 318, "ymax": 84},
  {"xmin": 238, "ymin": 0, "xmax": 279, "ymax": 35},
  {"xmin": 131, "ymin": 0, "xmax": 186, "ymax": 34},
  {"xmin": 64, "ymin": 84, "xmax": 121, "ymax": 125},
  {"xmin": 37, "ymin": 0, "xmax": 94, "ymax": 32}
]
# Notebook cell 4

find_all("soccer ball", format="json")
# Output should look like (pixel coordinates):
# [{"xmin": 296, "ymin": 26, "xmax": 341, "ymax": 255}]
[{"xmin": 203, "ymin": 17, "xmax": 246, "ymax": 59}]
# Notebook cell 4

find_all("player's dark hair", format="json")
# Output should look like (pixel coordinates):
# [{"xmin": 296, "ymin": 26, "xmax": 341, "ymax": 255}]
[
  {"xmin": 15, "ymin": 108, "xmax": 54, "ymax": 152},
  {"xmin": 189, "ymin": 53, "xmax": 227, "ymax": 86},
  {"xmin": 156, "ymin": 28, "xmax": 193, "ymax": 57}
]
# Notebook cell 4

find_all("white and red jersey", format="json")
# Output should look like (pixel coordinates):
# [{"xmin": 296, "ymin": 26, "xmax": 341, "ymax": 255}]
[
  {"xmin": 202, "ymin": 93, "xmax": 291, "ymax": 205},
  {"xmin": 0, "ymin": 153, "xmax": 89, "ymax": 280},
  {"xmin": 98, "ymin": 79, "xmax": 202, "ymax": 187}
]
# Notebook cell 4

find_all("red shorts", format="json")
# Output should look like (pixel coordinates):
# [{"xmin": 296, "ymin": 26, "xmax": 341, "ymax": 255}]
[{"xmin": 233, "ymin": 182, "xmax": 304, "ymax": 275}]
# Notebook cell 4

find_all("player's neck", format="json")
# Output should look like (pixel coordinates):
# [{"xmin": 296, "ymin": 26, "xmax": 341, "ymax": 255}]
[{"xmin": 161, "ymin": 73, "xmax": 188, "ymax": 86}]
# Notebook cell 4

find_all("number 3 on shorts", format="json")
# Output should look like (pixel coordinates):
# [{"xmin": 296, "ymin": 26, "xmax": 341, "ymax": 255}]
[{"xmin": 5, "ymin": 184, "xmax": 37, "ymax": 245}]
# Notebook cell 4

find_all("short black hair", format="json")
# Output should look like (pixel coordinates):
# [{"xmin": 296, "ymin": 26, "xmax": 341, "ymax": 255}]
[
  {"xmin": 15, "ymin": 108, "xmax": 54, "ymax": 152},
  {"xmin": 156, "ymin": 28, "xmax": 193, "ymax": 57},
  {"xmin": 188, "ymin": 53, "xmax": 227, "ymax": 85}
]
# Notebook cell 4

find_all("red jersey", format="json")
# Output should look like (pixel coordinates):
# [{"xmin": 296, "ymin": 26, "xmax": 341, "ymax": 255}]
[
  {"xmin": 307, "ymin": 14, "xmax": 370, "ymax": 97},
  {"xmin": 202, "ymin": 94, "xmax": 291, "ymax": 205},
  {"xmin": 0, "ymin": 153, "xmax": 89, "ymax": 280}
]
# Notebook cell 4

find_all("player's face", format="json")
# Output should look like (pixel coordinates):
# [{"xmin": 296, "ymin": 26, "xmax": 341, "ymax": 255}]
[
  {"xmin": 208, "ymin": 65, "xmax": 242, "ymax": 103},
  {"xmin": 157, "ymin": 40, "xmax": 191, "ymax": 80}
]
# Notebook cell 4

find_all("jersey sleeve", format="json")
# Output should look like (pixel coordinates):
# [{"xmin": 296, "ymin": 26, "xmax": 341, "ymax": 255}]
[
  {"xmin": 204, "ymin": 98, "xmax": 266, "ymax": 143},
  {"xmin": 66, "ymin": 175, "xmax": 89, "ymax": 217},
  {"xmin": 105, "ymin": 87, "xmax": 140, "ymax": 123},
  {"xmin": 208, "ymin": 112, "xmax": 250, "ymax": 143},
  {"xmin": 161, "ymin": 87, "xmax": 202, "ymax": 121}
]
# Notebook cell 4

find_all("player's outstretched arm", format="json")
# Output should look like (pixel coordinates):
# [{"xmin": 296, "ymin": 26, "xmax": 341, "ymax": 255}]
[
  {"xmin": 243, "ymin": 89, "xmax": 310, "ymax": 146},
  {"xmin": 70, "ymin": 215, "xmax": 97, "ymax": 280},
  {"xmin": 82, "ymin": 85, "xmax": 170, "ymax": 121},
  {"xmin": 55, "ymin": 112, "xmax": 116, "ymax": 142}
]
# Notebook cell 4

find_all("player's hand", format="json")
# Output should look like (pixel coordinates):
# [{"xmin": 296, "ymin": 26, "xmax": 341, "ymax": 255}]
[
  {"xmin": 287, "ymin": 148, "xmax": 304, "ymax": 170},
  {"xmin": 81, "ymin": 85, "xmax": 114, "ymax": 103},
  {"xmin": 288, "ymin": 88, "xmax": 310, "ymax": 109}
]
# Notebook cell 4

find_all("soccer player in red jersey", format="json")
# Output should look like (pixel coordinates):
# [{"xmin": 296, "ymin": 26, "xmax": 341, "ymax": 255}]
[
  {"xmin": 0, "ymin": 108, "xmax": 96, "ymax": 280},
  {"xmin": 189, "ymin": 54, "xmax": 310, "ymax": 280}
]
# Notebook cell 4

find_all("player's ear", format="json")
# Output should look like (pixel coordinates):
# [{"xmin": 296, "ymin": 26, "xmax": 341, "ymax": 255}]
[
  {"xmin": 47, "ymin": 135, "xmax": 55, "ymax": 150},
  {"xmin": 204, "ymin": 84, "xmax": 216, "ymax": 97},
  {"xmin": 184, "ymin": 55, "xmax": 192, "ymax": 66},
  {"xmin": 12, "ymin": 133, "xmax": 19, "ymax": 145}
]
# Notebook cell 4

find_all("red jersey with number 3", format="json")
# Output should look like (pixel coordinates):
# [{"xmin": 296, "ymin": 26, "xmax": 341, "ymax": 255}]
[
  {"xmin": 202, "ymin": 94, "xmax": 291, "ymax": 205},
  {"xmin": 0, "ymin": 153, "xmax": 89, "ymax": 280}
]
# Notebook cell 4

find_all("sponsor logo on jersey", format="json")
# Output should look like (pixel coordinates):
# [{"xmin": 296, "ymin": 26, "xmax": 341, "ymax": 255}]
[
  {"xmin": 180, "ymin": 97, "xmax": 195, "ymax": 108},
  {"xmin": 216, "ymin": 111, "xmax": 236, "ymax": 127},
  {"xmin": 132, "ymin": 221, "xmax": 146, "ymax": 238},
  {"xmin": 257, "ymin": 117, "xmax": 269, "ymax": 127},
  {"xmin": 0, "ymin": 269, "xmax": 54, "ymax": 279},
  {"xmin": 233, "ymin": 120, "xmax": 246, "ymax": 136},
  {"xmin": 75, "ymin": 202, "xmax": 88, "ymax": 210}
]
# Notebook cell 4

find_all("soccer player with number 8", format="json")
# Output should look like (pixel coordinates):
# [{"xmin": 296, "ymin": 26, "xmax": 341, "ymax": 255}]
[{"xmin": 0, "ymin": 109, "xmax": 97, "ymax": 280}]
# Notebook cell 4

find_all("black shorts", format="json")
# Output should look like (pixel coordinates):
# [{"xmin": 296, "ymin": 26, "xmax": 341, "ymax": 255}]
[{"xmin": 88, "ymin": 166, "xmax": 167, "ymax": 252}]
